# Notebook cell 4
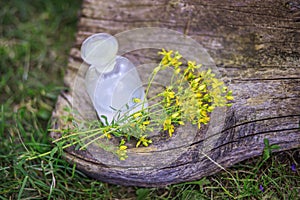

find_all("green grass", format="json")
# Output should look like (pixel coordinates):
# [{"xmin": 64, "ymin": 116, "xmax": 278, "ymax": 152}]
[{"xmin": 0, "ymin": 1, "xmax": 299, "ymax": 199}]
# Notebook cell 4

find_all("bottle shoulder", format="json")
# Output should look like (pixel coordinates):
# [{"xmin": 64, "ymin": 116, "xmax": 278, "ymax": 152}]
[{"xmin": 102, "ymin": 56, "xmax": 136, "ymax": 77}]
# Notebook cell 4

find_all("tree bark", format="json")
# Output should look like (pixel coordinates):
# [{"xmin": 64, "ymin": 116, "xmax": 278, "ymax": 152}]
[{"xmin": 51, "ymin": 0, "xmax": 300, "ymax": 186}]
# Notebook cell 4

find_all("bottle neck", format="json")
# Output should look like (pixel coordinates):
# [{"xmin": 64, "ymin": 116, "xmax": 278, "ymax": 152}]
[{"xmin": 94, "ymin": 58, "xmax": 116, "ymax": 74}]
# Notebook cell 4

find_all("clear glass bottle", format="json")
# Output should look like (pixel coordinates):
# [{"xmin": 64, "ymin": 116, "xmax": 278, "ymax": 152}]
[{"xmin": 81, "ymin": 33, "xmax": 147, "ymax": 124}]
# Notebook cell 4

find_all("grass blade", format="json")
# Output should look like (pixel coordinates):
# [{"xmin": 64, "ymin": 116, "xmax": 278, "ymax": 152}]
[{"xmin": 18, "ymin": 175, "xmax": 28, "ymax": 200}]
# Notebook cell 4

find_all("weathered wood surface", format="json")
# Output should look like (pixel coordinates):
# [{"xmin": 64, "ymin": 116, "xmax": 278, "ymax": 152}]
[{"xmin": 51, "ymin": 0, "xmax": 300, "ymax": 186}]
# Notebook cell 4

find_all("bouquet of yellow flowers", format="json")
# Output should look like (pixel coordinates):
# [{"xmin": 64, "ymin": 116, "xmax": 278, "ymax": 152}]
[{"xmin": 52, "ymin": 49, "xmax": 233, "ymax": 160}]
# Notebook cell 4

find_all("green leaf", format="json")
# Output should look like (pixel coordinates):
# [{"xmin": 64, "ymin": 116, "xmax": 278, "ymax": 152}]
[
  {"xmin": 262, "ymin": 138, "xmax": 280, "ymax": 161},
  {"xmin": 136, "ymin": 188, "xmax": 151, "ymax": 200},
  {"xmin": 263, "ymin": 148, "xmax": 270, "ymax": 160},
  {"xmin": 263, "ymin": 138, "xmax": 269, "ymax": 147},
  {"xmin": 263, "ymin": 139, "xmax": 270, "ymax": 160},
  {"xmin": 18, "ymin": 175, "xmax": 29, "ymax": 200},
  {"xmin": 270, "ymin": 144, "xmax": 280, "ymax": 151},
  {"xmin": 100, "ymin": 115, "xmax": 109, "ymax": 126}
]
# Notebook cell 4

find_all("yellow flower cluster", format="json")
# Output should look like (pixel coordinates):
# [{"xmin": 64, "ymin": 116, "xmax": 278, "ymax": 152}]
[
  {"xmin": 158, "ymin": 49, "xmax": 233, "ymax": 132},
  {"xmin": 136, "ymin": 136, "xmax": 152, "ymax": 148},
  {"xmin": 158, "ymin": 49, "xmax": 182, "ymax": 69},
  {"xmin": 162, "ymin": 86, "xmax": 175, "ymax": 107},
  {"xmin": 116, "ymin": 139, "xmax": 128, "ymax": 160}
]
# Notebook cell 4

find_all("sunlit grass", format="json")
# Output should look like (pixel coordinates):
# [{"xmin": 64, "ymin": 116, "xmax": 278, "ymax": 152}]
[{"xmin": 0, "ymin": 0, "xmax": 299, "ymax": 199}]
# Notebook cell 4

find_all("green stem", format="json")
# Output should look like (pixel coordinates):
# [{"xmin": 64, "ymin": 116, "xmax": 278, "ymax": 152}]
[
  {"xmin": 26, "ymin": 142, "xmax": 74, "ymax": 161},
  {"xmin": 142, "ymin": 63, "xmax": 162, "ymax": 109},
  {"xmin": 51, "ymin": 127, "xmax": 102, "ymax": 143},
  {"xmin": 79, "ymin": 127, "xmax": 119, "ymax": 150}
]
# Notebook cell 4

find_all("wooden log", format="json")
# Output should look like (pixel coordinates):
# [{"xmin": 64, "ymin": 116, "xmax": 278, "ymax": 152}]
[{"xmin": 51, "ymin": 0, "xmax": 300, "ymax": 187}]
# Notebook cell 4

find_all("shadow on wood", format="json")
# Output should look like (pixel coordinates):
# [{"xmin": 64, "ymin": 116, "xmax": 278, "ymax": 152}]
[{"xmin": 51, "ymin": 0, "xmax": 300, "ymax": 187}]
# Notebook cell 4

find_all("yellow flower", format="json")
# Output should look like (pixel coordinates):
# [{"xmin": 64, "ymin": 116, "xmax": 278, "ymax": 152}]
[
  {"xmin": 197, "ymin": 116, "xmax": 210, "ymax": 128},
  {"xmin": 116, "ymin": 140, "xmax": 128, "ymax": 160},
  {"xmin": 200, "ymin": 109, "xmax": 208, "ymax": 117},
  {"xmin": 174, "ymin": 51, "xmax": 182, "ymax": 60},
  {"xmin": 198, "ymin": 84, "xmax": 206, "ymax": 91},
  {"xmin": 143, "ymin": 120, "xmax": 150, "ymax": 125},
  {"xmin": 174, "ymin": 67, "xmax": 181, "ymax": 74},
  {"xmin": 158, "ymin": 49, "xmax": 173, "ymax": 66},
  {"xmin": 105, "ymin": 133, "xmax": 111, "ymax": 139},
  {"xmin": 139, "ymin": 124, "xmax": 147, "ymax": 131},
  {"xmin": 184, "ymin": 61, "xmax": 200, "ymax": 75},
  {"xmin": 191, "ymin": 79, "xmax": 199, "ymax": 89},
  {"xmin": 171, "ymin": 112, "xmax": 180, "ymax": 119},
  {"xmin": 132, "ymin": 98, "xmax": 141, "ymax": 103},
  {"xmin": 133, "ymin": 112, "xmax": 142, "ymax": 119},
  {"xmin": 163, "ymin": 118, "xmax": 175, "ymax": 137},
  {"xmin": 226, "ymin": 95, "xmax": 234, "ymax": 100},
  {"xmin": 102, "ymin": 127, "xmax": 112, "ymax": 139},
  {"xmin": 168, "ymin": 125, "xmax": 175, "ymax": 137},
  {"xmin": 119, "ymin": 145, "xmax": 127, "ymax": 150},
  {"xmin": 136, "ymin": 136, "xmax": 152, "ymax": 147},
  {"xmin": 195, "ymin": 92, "xmax": 202, "ymax": 98},
  {"xmin": 175, "ymin": 96, "xmax": 182, "ymax": 106},
  {"xmin": 187, "ymin": 61, "xmax": 196, "ymax": 71},
  {"xmin": 207, "ymin": 106, "xmax": 215, "ymax": 112},
  {"xmin": 197, "ymin": 122, "xmax": 201, "ymax": 129},
  {"xmin": 184, "ymin": 71, "xmax": 195, "ymax": 81},
  {"xmin": 170, "ymin": 58, "xmax": 182, "ymax": 69},
  {"xmin": 162, "ymin": 87, "xmax": 175, "ymax": 106},
  {"xmin": 163, "ymin": 118, "xmax": 171, "ymax": 128},
  {"xmin": 178, "ymin": 121, "xmax": 185, "ymax": 125}
]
